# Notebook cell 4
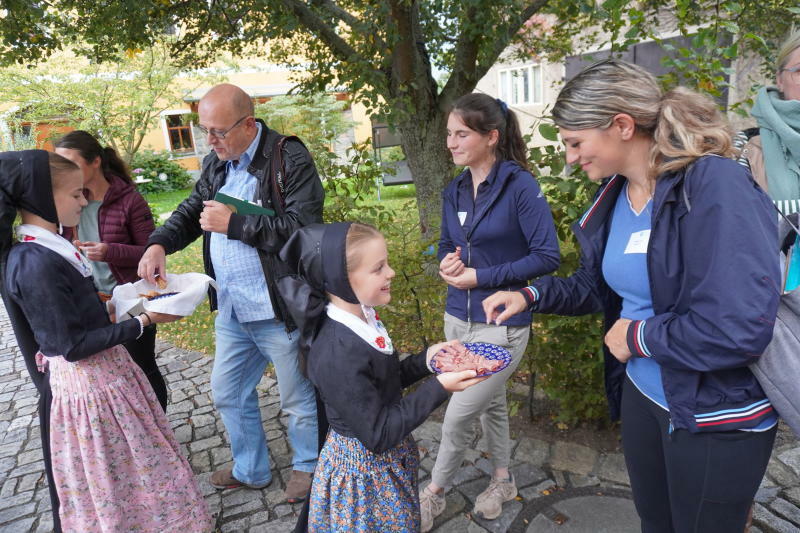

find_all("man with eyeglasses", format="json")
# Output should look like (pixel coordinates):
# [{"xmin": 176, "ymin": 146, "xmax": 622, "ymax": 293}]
[{"xmin": 138, "ymin": 83, "xmax": 323, "ymax": 503}]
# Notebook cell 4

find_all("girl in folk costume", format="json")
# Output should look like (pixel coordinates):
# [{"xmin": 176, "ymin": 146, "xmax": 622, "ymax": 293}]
[
  {"xmin": 55, "ymin": 130, "xmax": 168, "ymax": 410},
  {"xmin": 0, "ymin": 150, "xmax": 212, "ymax": 533},
  {"xmin": 278, "ymin": 222, "xmax": 486, "ymax": 532}
]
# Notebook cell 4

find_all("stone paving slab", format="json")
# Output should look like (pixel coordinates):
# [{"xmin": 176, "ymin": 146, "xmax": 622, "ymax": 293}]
[{"xmin": 2, "ymin": 298, "xmax": 800, "ymax": 532}]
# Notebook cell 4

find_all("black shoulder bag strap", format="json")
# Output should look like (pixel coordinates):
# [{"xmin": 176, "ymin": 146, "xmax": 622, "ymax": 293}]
[{"xmin": 269, "ymin": 135, "xmax": 303, "ymax": 212}]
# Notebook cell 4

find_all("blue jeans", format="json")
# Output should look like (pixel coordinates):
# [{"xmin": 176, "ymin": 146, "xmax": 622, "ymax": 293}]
[{"xmin": 211, "ymin": 312, "xmax": 318, "ymax": 485}]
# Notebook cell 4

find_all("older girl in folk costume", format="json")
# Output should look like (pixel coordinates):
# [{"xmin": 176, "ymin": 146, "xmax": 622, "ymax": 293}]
[
  {"xmin": 54, "ymin": 130, "xmax": 167, "ymax": 410},
  {"xmin": 484, "ymin": 60, "xmax": 780, "ymax": 532},
  {"xmin": 420, "ymin": 94, "xmax": 560, "ymax": 530},
  {"xmin": 278, "ymin": 222, "xmax": 486, "ymax": 532},
  {"xmin": 0, "ymin": 150, "xmax": 212, "ymax": 533}
]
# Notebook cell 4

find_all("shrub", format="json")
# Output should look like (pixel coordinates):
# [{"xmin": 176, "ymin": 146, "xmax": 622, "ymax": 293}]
[
  {"xmin": 320, "ymin": 141, "xmax": 390, "ymax": 226},
  {"xmin": 381, "ymin": 216, "xmax": 446, "ymax": 353},
  {"xmin": 129, "ymin": 150, "xmax": 193, "ymax": 194}
]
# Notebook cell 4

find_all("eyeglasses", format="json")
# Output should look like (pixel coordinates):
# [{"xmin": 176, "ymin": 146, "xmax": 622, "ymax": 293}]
[
  {"xmin": 197, "ymin": 115, "xmax": 250, "ymax": 139},
  {"xmin": 780, "ymin": 65, "xmax": 800, "ymax": 85}
]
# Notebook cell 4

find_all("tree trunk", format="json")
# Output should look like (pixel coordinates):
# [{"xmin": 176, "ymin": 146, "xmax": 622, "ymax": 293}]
[{"xmin": 397, "ymin": 112, "xmax": 452, "ymax": 239}]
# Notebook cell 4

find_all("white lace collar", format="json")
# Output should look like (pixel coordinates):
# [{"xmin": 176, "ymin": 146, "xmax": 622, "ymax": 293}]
[
  {"xmin": 326, "ymin": 303, "xmax": 394, "ymax": 354},
  {"xmin": 16, "ymin": 224, "xmax": 93, "ymax": 278}
]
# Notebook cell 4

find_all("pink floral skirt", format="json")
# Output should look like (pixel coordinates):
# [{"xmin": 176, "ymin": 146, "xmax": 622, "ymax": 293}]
[{"xmin": 44, "ymin": 345, "xmax": 213, "ymax": 533}]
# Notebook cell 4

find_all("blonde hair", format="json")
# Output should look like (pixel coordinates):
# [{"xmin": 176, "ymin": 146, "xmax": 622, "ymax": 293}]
[
  {"xmin": 48, "ymin": 152, "xmax": 81, "ymax": 189},
  {"xmin": 777, "ymin": 29, "xmax": 800, "ymax": 73},
  {"xmin": 552, "ymin": 59, "xmax": 733, "ymax": 178},
  {"xmin": 345, "ymin": 223, "xmax": 383, "ymax": 273}
]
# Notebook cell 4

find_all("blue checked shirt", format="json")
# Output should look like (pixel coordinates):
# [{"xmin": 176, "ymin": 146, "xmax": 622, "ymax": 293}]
[{"xmin": 210, "ymin": 123, "xmax": 275, "ymax": 323}]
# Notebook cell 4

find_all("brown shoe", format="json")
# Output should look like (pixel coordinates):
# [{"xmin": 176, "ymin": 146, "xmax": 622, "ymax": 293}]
[
  {"xmin": 210, "ymin": 466, "xmax": 271, "ymax": 490},
  {"xmin": 284, "ymin": 470, "xmax": 314, "ymax": 503}
]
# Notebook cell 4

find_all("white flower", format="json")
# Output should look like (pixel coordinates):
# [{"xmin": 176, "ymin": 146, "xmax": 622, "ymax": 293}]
[{"xmin": 158, "ymin": 173, "xmax": 168, "ymax": 182}]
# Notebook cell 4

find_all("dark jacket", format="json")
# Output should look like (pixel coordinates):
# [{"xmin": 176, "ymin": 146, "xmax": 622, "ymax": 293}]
[
  {"xmin": 522, "ymin": 155, "xmax": 780, "ymax": 430},
  {"xmin": 147, "ymin": 120, "xmax": 325, "ymax": 330},
  {"xmin": 92, "ymin": 174, "xmax": 155, "ymax": 285},
  {"xmin": 5, "ymin": 244, "xmax": 140, "ymax": 361},
  {"xmin": 307, "ymin": 318, "xmax": 448, "ymax": 454},
  {"xmin": 438, "ymin": 160, "xmax": 560, "ymax": 327}
]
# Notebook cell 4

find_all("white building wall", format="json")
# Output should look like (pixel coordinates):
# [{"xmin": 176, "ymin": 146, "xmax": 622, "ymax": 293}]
[{"xmin": 475, "ymin": 55, "xmax": 564, "ymax": 148}]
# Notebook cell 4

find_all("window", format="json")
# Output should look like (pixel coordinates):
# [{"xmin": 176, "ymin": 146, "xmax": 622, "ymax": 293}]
[
  {"xmin": 165, "ymin": 114, "xmax": 194, "ymax": 153},
  {"xmin": 498, "ymin": 65, "xmax": 542, "ymax": 105}
]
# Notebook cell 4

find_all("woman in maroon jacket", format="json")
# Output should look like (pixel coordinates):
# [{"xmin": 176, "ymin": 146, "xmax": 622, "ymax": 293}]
[{"xmin": 55, "ymin": 131, "xmax": 168, "ymax": 409}]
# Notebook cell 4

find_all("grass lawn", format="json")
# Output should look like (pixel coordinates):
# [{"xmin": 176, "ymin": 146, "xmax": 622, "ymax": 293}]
[
  {"xmin": 146, "ymin": 189, "xmax": 193, "ymax": 223},
  {"xmin": 147, "ymin": 183, "xmax": 419, "ymax": 353}
]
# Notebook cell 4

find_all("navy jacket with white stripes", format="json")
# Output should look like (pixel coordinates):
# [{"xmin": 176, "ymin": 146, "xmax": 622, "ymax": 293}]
[{"xmin": 521, "ymin": 155, "xmax": 780, "ymax": 432}]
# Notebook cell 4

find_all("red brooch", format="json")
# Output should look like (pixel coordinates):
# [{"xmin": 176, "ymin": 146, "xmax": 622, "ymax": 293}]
[
  {"xmin": 374, "ymin": 311, "xmax": 380, "ymax": 321},
  {"xmin": 375, "ymin": 337, "xmax": 386, "ymax": 349},
  {"xmin": 22, "ymin": 235, "xmax": 35, "ymax": 241}
]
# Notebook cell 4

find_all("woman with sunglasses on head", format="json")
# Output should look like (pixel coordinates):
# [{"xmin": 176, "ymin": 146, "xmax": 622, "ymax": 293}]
[{"xmin": 483, "ymin": 59, "xmax": 780, "ymax": 533}]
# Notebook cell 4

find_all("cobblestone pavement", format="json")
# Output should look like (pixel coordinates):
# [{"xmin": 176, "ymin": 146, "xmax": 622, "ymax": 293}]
[{"xmin": 2, "ymin": 299, "xmax": 800, "ymax": 532}]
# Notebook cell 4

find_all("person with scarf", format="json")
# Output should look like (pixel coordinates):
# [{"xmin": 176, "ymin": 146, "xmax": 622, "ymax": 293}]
[
  {"xmin": 277, "ymin": 222, "xmax": 486, "ymax": 532},
  {"xmin": 0, "ymin": 150, "xmax": 212, "ymax": 533},
  {"xmin": 737, "ymin": 30, "xmax": 800, "ymax": 215},
  {"xmin": 734, "ymin": 30, "xmax": 800, "ymax": 532}
]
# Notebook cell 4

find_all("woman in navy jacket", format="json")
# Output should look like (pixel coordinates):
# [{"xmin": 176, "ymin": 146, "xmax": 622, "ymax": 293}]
[
  {"xmin": 484, "ymin": 60, "xmax": 780, "ymax": 533},
  {"xmin": 419, "ymin": 93, "xmax": 560, "ymax": 531}
]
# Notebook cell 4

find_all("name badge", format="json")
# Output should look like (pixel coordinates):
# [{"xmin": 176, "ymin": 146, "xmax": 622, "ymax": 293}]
[
  {"xmin": 624, "ymin": 229, "xmax": 650, "ymax": 254},
  {"xmin": 458, "ymin": 211, "xmax": 467, "ymax": 225}
]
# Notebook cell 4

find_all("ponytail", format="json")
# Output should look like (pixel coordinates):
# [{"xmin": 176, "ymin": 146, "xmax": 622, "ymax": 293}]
[
  {"xmin": 451, "ymin": 93, "xmax": 530, "ymax": 171},
  {"xmin": 500, "ymin": 110, "xmax": 529, "ymax": 171},
  {"xmin": 101, "ymin": 146, "xmax": 133, "ymax": 183},
  {"xmin": 651, "ymin": 87, "xmax": 733, "ymax": 176},
  {"xmin": 54, "ymin": 131, "xmax": 133, "ymax": 183}
]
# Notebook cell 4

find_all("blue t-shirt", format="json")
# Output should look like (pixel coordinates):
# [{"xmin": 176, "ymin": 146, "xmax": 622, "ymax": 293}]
[
  {"xmin": 603, "ymin": 183, "xmax": 776, "ymax": 431},
  {"xmin": 602, "ymin": 183, "xmax": 665, "ymax": 409}
]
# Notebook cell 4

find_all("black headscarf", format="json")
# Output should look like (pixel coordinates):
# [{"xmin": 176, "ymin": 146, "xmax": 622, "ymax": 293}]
[
  {"xmin": 277, "ymin": 222, "xmax": 359, "ymax": 361},
  {"xmin": 280, "ymin": 222, "xmax": 360, "ymax": 533},
  {"xmin": 0, "ymin": 150, "xmax": 58, "ymax": 263},
  {"xmin": 0, "ymin": 150, "xmax": 59, "ymax": 393}
]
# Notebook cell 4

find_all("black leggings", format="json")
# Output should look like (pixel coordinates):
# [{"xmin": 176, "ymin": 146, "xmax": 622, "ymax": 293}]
[
  {"xmin": 123, "ymin": 324, "xmax": 168, "ymax": 411},
  {"xmin": 621, "ymin": 376, "xmax": 775, "ymax": 533}
]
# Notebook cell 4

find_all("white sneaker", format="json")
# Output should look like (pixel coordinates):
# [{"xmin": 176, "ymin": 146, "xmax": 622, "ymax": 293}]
[
  {"xmin": 419, "ymin": 486, "xmax": 446, "ymax": 532},
  {"xmin": 473, "ymin": 474, "xmax": 517, "ymax": 520}
]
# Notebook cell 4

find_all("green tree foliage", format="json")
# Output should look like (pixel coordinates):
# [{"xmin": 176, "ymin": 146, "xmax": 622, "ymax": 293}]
[
  {"xmin": 0, "ymin": 40, "xmax": 211, "ymax": 163},
  {"xmin": 255, "ymin": 92, "xmax": 355, "ymax": 168},
  {"xmin": 0, "ymin": 1, "xmax": 573, "ymax": 236},
  {"xmin": 0, "ymin": 1, "xmax": 797, "ymax": 232}
]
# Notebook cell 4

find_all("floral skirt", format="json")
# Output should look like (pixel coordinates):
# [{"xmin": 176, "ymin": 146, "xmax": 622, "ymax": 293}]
[
  {"xmin": 308, "ymin": 430, "xmax": 420, "ymax": 532},
  {"xmin": 45, "ymin": 345, "xmax": 213, "ymax": 533}
]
